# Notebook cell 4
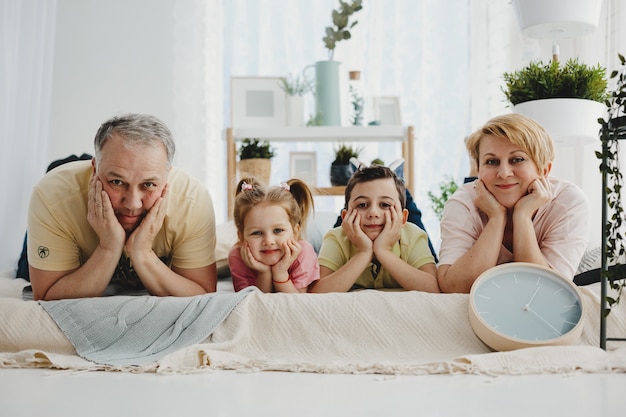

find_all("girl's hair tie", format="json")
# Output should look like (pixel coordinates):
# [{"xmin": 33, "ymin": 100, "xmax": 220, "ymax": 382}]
[
  {"xmin": 241, "ymin": 182, "xmax": 253, "ymax": 192},
  {"xmin": 280, "ymin": 182, "xmax": 290, "ymax": 191}
]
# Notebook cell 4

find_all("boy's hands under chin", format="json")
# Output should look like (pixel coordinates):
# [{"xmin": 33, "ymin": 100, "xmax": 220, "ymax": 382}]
[
  {"xmin": 373, "ymin": 204, "xmax": 404, "ymax": 255},
  {"xmin": 341, "ymin": 207, "xmax": 373, "ymax": 254}
]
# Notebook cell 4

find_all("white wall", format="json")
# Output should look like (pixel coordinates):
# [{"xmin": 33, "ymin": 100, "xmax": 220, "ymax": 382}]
[{"xmin": 47, "ymin": 0, "xmax": 177, "ymax": 162}]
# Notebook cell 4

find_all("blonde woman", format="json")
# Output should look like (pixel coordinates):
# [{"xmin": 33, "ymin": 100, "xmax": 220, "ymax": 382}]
[{"xmin": 437, "ymin": 114, "xmax": 590, "ymax": 293}]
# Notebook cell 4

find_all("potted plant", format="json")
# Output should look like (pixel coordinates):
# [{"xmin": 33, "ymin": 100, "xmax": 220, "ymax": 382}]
[
  {"xmin": 310, "ymin": 0, "xmax": 363, "ymax": 126},
  {"xmin": 597, "ymin": 53, "xmax": 626, "ymax": 322},
  {"xmin": 238, "ymin": 138, "xmax": 275, "ymax": 185},
  {"xmin": 330, "ymin": 143, "xmax": 362, "ymax": 186},
  {"xmin": 427, "ymin": 176, "xmax": 459, "ymax": 221},
  {"xmin": 278, "ymin": 74, "xmax": 313, "ymax": 127},
  {"xmin": 502, "ymin": 58, "xmax": 608, "ymax": 142}
]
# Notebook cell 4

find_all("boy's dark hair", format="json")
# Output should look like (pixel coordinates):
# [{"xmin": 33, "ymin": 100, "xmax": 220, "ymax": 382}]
[{"xmin": 344, "ymin": 165, "xmax": 407, "ymax": 209}]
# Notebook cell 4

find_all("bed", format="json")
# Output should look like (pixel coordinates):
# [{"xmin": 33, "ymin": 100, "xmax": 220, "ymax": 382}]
[{"xmin": 1, "ymin": 218, "xmax": 626, "ymax": 416}]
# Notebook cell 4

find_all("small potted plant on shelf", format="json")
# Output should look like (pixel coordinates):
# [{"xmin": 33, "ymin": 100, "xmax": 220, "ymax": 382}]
[
  {"xmin": 330, "ymin": 143, "xmax": 362, "ymax": 186},
  {"xmin": 502, "ymin": 58, "xmax": 608, "ymax": 142},
  {"xmin": 597, "ymin": 53, "xmax": 626, "ymax": 315},
  {"xmin": 238, "ymin": 138, "xmax": 275, "ymax": 185},
  {"xmin": 278, "ymin": 74, "xmax": 313, "ymax": 127}
]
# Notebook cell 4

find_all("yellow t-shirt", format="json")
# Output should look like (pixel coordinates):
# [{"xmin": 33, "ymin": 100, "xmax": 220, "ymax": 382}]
[
  {"xmin": 318, "ymin": 222, "xmax": 435, "ymax": 290},
  {"xmin": 27, "ymin": 160, "xmax": 216, "ymax": 275}
]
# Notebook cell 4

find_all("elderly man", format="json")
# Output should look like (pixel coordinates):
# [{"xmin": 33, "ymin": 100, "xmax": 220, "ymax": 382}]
[{"xmin": 28, "ymin": 114, "xmax": 217, "ymax": 300}]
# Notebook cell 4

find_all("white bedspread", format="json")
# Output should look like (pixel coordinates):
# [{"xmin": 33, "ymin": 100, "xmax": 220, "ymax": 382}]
[{"xmin": 1, "ymin": 273, "xmax": 625, "ymax": 375}]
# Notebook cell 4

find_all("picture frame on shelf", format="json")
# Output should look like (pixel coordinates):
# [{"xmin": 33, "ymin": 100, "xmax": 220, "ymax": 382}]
[
  {"xmin": 290, "ymin": 152, "xmax": 317, "ymax": 186},
  {"xmin": 231, "ymin": 77, "xmax": 287, "ymax": 128},
  {"xmin": 373, "ymin": 96, "xmax": 402, "ymax": 125}
]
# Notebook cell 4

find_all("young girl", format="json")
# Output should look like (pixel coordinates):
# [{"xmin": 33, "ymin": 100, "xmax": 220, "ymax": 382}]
[{"xmin": 229, "ymin": 177, "xmax": 319, "ymax": 293}]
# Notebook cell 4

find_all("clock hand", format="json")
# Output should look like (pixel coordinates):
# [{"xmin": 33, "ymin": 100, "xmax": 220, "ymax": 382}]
[
  {"xmin": 522, "ymin": 286, "xmax": 541, "ymax": 311},
  {"xmin": 527, "ymin": 306, "xmax": 562, "ymax": 337}
]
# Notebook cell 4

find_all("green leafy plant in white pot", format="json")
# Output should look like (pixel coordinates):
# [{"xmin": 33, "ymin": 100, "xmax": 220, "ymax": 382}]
[
  {"xmin": 278, "ymin": 74, "xmax": 313, "ymax": 127},
  {"xmin": 502, "ymin": 58, "xmax": 608, "ymax": 143}
]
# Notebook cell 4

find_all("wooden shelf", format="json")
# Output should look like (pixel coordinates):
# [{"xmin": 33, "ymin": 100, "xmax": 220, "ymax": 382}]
[
  {"xmin": 226, "ymin": 126, "xmax": 414, "ymax": 218},
  {"xmin": 313, "ymin": 186, "xmax": 346, "ymax": 196}
]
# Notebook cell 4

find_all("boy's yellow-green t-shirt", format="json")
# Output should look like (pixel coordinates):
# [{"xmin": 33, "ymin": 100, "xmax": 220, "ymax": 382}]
[{"xmin": 318, "ymin": 222, "xmax": 434, "ymax": 290}]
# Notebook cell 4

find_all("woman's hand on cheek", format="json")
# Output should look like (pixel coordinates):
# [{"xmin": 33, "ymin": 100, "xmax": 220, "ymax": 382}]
[
  {"xmin": 473, "ymin": 179, "xmax": 505, "ymax": 219},
  {"xmin": 516, "ymin": 177, "xmax": 552, "ymax": 216}
]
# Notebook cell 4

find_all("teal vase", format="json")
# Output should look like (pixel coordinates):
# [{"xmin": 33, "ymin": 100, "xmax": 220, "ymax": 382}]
[{"xmin": 314, "ymin": 60, "xmax": 341, "ymax": 126}]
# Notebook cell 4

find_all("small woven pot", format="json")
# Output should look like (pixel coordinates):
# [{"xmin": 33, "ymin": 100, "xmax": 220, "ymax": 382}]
[{"xmin": 238, "ymin": 158, "xmax": 271, "ymax": 185}]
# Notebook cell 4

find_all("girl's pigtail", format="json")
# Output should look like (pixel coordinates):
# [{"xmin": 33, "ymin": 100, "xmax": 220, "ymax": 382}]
[{"xmin": 286, "ymin": 178, "xmax": 314, "ymax": 232}]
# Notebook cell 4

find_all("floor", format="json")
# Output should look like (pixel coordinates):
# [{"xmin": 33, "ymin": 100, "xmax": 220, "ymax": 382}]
[{"xmin": 1, "ymin": 368, "xmax": 624, "ymax": 416}]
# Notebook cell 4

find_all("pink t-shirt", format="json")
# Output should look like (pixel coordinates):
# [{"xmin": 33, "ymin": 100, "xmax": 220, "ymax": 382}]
[
  {"xmin": 438, "ymin": 177, "xmax": 590, "ymax": 279},
  {"xmin": 229, "ymin": 239, "xmax": 320, "ymax": 291}
]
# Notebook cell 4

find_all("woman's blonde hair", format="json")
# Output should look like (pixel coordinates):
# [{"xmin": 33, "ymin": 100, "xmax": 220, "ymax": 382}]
[
  {"xmin": 465, "ymin": 113, "xmax": 555, "ymax": 172},
  {"xmin": 232, "ymin": 177, "xmax": 315, "ymax": 240}
]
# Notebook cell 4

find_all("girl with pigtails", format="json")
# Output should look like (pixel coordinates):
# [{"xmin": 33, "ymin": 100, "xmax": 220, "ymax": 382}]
[{"xmin": 228, "ymin": 178, "xmax": 320, "ymax": 292}]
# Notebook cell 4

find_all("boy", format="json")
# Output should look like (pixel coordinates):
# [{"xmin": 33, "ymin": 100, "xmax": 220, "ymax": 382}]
[{"xmin": 310, "ymin": 165, "xmax": 439, "ymax": 293}]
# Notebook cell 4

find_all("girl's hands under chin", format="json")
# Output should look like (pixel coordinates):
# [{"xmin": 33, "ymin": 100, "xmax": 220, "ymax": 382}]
[
  {"xmin": 240, "ymin": 242, "xmax": 271, "ymax": 274},
  {"xmin": 271, "ymin": 238, "xmax": 302, "ymax": 275}
]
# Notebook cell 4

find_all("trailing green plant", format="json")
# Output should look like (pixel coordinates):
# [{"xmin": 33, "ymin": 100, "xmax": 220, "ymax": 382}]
[
  {"xmin": 238, "ymin": 138, "xmax": 275, "ymax": 160},
  {"xmin": 322, "ymin": 0, "xmax": 363, "ymax": 61},
  {"xmin": 278, "ymin": 74, "xmax": 312, "ymax": 96},
  {"xmin": 306, "ymin": 113, "xmax": 324, "ymax": 126},
  {"xmin": 332, "ymin": 143, "xmax": 362, "ymax": 165},
  {"xmin": 502, "ymin": 58, "xmax": 609, "ymax": 106},
  {"xmin": 349, "ymin": 84, "xmax": 364, "ymax": 125},
  {"xmin": 370, "ymin": 158, "xmax": 384, "ymax": 166},
  {"xmin": 427, "ymin": 176, "xmax": 459, "ymax": 221},
  {"xmin": 597, "ymin": 53, "xmax": 626, "ymax": 314}
]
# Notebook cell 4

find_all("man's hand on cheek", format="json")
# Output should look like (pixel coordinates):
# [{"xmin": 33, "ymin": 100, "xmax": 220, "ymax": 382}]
[
  {"xmin": 87, "ymin": 176, "xmax": 125, "ymax": 252},
  {"xmin": 126, "ymin": 189, "xmax": 169, "ymax": 255}
]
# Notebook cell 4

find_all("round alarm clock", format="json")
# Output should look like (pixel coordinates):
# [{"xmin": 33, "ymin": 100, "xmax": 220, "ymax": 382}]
[{"xmin": 468, "ymin": 262, "xmax": 585, "ymax": 352}]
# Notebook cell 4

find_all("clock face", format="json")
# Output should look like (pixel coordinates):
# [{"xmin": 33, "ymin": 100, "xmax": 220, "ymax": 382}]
[{"xmin": 470, "ymin": 263, "xmax": 583, "ymax": 345}]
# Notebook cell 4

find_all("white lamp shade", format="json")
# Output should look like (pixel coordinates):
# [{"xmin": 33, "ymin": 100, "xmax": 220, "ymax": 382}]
[{"xmin": 512, "ymin": 0, "xmax": 603, "ymax": 39}]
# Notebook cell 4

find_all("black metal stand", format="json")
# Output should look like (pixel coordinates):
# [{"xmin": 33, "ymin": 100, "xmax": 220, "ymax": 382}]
[{"xmin": 600, "ymin": 118, "xmax": 626, "ymax": 349}]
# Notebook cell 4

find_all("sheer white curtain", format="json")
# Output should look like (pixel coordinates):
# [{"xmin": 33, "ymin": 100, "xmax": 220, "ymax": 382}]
[
  {"xmin": 0, "ymin": 0, "xmax": 56, "ymax": 273},
  {"xmin": 222, "ymin": 0, "xmax": 472, "ymax": 246},
  {"xmin": 172, "ymin": 0, "xmax": 224, "ymax": 219}
]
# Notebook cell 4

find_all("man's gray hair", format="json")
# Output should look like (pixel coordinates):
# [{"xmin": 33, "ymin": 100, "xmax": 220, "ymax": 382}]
[{"xmin": 94, "ymin": 114, "xmax": 176, "ymax": 167}]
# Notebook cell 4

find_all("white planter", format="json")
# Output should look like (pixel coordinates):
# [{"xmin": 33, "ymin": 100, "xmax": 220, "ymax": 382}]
[
  {"xmin": 513, "ymin": 98, "xmax": 605, "ymax": 144},
  {"xmin": 511, "ymin": 0, "xmax": 603, "ymax": 38},
  {"xmin": 286, "ymin": 95, "xmax": 305, "ymax": 127}
]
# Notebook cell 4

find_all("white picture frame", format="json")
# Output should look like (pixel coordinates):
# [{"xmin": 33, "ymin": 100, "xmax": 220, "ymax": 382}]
[
  {"xmin": 231, "ymin": 77, "xmax": 287, "ymax": 128},
  {"xmin": 290, "ymin": 152, "xmax": 317, "ymax": 186},
  {"xmin": 373, "ymin": 96, "xmax": 402, "ymax": 125}
]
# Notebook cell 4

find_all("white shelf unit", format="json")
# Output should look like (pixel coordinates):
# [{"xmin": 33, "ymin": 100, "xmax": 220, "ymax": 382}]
[{"xmin": 226, "ymin": 126, "xmax": 414, "ymax": 218}]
